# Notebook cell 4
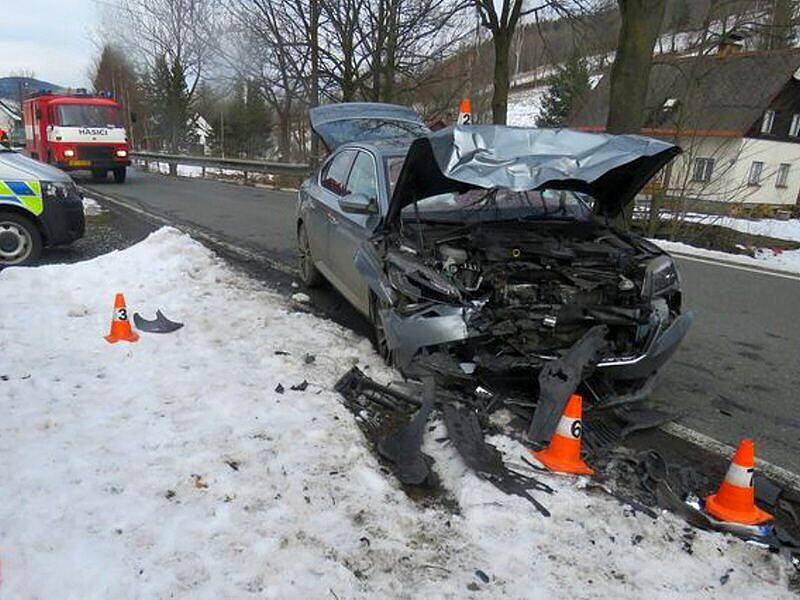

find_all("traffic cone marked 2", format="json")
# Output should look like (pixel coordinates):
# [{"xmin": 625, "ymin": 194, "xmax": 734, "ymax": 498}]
[
  {"xmin": 533, "ymin": 394, "xmax": 593, "ymax": 476},
  {"xmin": 704, "ymin": 439, "xmax": 773, "ymax": 525},
  {"xmin": 457, "ymin": 99, "xmax": 472, "ymax": 125},
  {"xmin": 104, "ymin": 293, "xmax": 139, "ymax": 343}
]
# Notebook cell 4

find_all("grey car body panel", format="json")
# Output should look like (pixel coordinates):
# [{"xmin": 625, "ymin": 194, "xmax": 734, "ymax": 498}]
[
  {"xmin": 380, "ymin": 304, "xmax": 474, "ymax": 367},
  {"xmin": 0, "ymin": 149, "xmax": 72, "ymax": 182},
  {"xmin": 602, "ymin": 311, "xmax": 694, "ymax": 380},
  {"xmin": 309, "ymin": 102, "xmax": 429, "ymax": 151},
  {"xmin": 384, "ymin": 125, "xmax": 681, "ymax": 223}
]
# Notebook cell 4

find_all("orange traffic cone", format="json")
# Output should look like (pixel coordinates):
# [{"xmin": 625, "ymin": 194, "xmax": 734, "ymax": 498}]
[
  {"xmin": 457, "ymin": 99, "xmax": 472, "ymax": 125},
  {"xmin": 533, "ymin": 394, "xmax": 593, "ymax": 475},
  {"xmin": 704, "ymin": 439, "xmax": 773, "ymax": 525},
  {"xmin": 104, "ymin": 293, "xmax": 139, "ymax": 343}
]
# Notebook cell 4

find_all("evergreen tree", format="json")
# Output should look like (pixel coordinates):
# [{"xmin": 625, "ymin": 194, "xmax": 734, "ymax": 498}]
[
  {"xmin": 146, "ymin": 54, "xmax": 193, "ymax": 152},
  {"xmin": 536, "ymin": 54, "xmax": 592, "ymax": 129}
]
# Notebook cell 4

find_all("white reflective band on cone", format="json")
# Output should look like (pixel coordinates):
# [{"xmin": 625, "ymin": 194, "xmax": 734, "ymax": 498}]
[
  {"xmin": 556, "ymin": 416, "xmax": 582, "ymax": 440},
  {"xmin": 725, "ymin": 462, "xmax": 755, "ymax": 488}
]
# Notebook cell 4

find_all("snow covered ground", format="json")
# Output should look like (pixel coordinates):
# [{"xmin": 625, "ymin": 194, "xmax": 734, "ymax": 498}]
[
  {"xmin": 0, "ymin": 228, "xmax": 795, "ymax": 598},
  {"xmin": 648, "ymin": 238, "xmax": 800, "ymax": 276},
  {"xmin": 654, "ymin": 213, "xmax": 800, "ymax": 244},
  {"xmin": 81, "ymin": 196, "xmax": 105, "ymax": 217}
]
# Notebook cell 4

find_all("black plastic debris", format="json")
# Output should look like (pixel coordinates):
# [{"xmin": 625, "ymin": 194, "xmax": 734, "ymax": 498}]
[
  {"xmin": 527, "ymin": 325, "xmax": 608, "ymax": 447},
  {"xmin": 275, "ymin": 383, "xmax": 285, "ymax": 394},
  {"xmin": 133, "ymin": 310, "xmax": 184, "ymax": 333},
  {"xmin": 376, "ymin": 377, "xmax": 436, "ymax": 485},
  {"xmin": 290, "ymin": 380, "xmax": 309, "ymax": 391},
  {"xmin": 474, "ymin": 570, "xmax": 490, "ymax": 584},
  {"xmin": 442, "ymin": 404, "xmax": 552, "ymax": 516}
]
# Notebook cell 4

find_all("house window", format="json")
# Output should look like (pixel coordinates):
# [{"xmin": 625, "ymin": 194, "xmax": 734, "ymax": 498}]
[
  {"xmin": 776, "ymin": 163, "xmax": 790, "ymax": 188},
  {"xmin": 748, "ymin": 161, "xmax": 764, "ymax": 185},
  {"xmin": 760, "ymin": 110, "xmax": 776, "ymax": 134},
  {"xmin": 692, "ymin": 157, "xmax": 715, "ymax": 182},
  {"xmin": 790, "ymin": 114, "xmax": 800, "ymax": 137}
]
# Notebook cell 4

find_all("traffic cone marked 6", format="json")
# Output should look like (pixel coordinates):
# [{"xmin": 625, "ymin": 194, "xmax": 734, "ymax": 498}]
[{"xmin": 533, "ymin": 394, "xmax": 593, "ymax": 476}]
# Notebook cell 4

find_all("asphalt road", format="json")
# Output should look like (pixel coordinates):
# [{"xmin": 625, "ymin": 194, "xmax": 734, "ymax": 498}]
[{"xmin": 81, "ymin": 168, "xmax": 800, "ymax": 474}]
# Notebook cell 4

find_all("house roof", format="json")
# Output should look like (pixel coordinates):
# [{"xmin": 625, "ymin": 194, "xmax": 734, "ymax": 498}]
[{"xmin": 570, "ymin": 49, "xmax": 800, "ymax": 137}]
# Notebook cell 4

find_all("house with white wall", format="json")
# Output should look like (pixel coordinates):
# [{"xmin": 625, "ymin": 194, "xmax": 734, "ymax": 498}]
[{"xmin": 571, "ymin": 48, "xmax": 800, "ymax": 210}]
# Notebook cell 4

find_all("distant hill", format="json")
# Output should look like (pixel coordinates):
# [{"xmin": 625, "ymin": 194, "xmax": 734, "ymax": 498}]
[{"xmin": 0, "ymin": 77, "xmax": 65, "ymax": 100}]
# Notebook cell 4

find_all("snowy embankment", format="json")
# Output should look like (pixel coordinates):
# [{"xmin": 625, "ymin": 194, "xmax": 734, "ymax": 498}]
[
  {"xmin": 0, "ymin": 228, "xmax": 794, "ymax": 597},
  {"xmin": 649, "ymin": 238, "xmax": 800, "ymax": 275}
]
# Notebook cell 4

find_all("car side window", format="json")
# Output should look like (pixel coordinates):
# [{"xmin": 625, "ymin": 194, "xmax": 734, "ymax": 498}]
[
  {"xmin": 347, "ymin": 151, "xmax": 378, "ymax": 202},
  {"xmin": 320, "ymin": 150, "xmax": 355, "ymax": 196}
]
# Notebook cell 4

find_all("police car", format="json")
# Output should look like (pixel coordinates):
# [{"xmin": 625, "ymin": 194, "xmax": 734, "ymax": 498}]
[{"xmin": 0, "ymin": 142, "xmax": 85, "ymax": 266}]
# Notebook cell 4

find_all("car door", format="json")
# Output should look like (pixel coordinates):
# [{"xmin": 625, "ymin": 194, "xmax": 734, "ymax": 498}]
[
  {"xmin": 306, "ymin": 149, "xmax": 356, "ymax": 279},
  {"xmin": 328, "ymin": 149, "xmax": 381, "ymax": 315}
]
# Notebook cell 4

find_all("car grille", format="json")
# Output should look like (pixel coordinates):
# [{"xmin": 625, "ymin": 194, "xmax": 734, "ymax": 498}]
[{"xmin": 78, "ymin": 146, "xmax": 114, "ymax": 161}]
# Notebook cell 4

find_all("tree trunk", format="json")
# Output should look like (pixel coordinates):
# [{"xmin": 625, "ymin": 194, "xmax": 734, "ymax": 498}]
[
  {"xmin": 606, "ymin": 0, "xmax": 666, "ymax": 228},
  {"xmin": 310, "ymin": 0, "xmax": 320, "ymax": 168},
  {"xmin": 491, "ymin": 31, "xmax": 512, "ymax": 125},
  {"xmin": 606, "ymin": 0, "xmax": 666, "ymax": 134}
]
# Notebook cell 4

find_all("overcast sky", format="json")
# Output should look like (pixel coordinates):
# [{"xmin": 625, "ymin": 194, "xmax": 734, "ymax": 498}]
[{"xmin": 1, "ymin": 0, "xmax": 100, "ymax": 87}]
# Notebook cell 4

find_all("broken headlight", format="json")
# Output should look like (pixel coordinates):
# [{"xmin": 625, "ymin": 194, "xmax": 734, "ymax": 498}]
[
  {"xmin": 642, "ymin": 255, "xmax": 680, "ymax": 298},
  {"xmin": 42, "ymin": 181, "xmax": 78, "ymax": 201}
]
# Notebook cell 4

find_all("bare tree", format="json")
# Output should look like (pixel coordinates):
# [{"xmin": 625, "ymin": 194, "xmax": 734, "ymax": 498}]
[
  {"xmin": 473, "ymin": 0, "xmax": 586, "ymax": 124},
  {"xmin": 107, "ymin": 0, "xmax": 220, "ymax": 102},
  {"xmin": 605, "ymin": 0, "xmax": 666, "ymax": 134}
]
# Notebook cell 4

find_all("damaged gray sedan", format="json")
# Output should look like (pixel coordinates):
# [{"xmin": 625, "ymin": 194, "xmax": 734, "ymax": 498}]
[{"xmin": 298, "ymin": 103, "xmax": 693, "ymax": 441}]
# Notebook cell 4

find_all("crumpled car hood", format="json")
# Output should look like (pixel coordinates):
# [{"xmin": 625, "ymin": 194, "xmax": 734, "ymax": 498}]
[{"xmin": 383, "ymin": 125, "xmax": 681, "ymax": 225}]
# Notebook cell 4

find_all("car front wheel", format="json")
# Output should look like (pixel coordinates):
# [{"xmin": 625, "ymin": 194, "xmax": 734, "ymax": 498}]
[
  {"xmin": 0, "ymin": 211, "xmax": 42, "ymax": 267},
  {"xmin": 297, "ymin": 222, "xmax": 323, "ymax": 286},
  {"xmin": 370, "ymin": 294, "xmax": 394, "ymax": 365}
]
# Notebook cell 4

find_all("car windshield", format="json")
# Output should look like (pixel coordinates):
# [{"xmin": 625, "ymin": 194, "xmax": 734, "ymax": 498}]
[
  {"xmin": 57, "ymin": 104, "xmax": 123, "ymax": 128},
  {"xmin": 385, "ymin": 156, "xmax": 593, "ymax": 222}
]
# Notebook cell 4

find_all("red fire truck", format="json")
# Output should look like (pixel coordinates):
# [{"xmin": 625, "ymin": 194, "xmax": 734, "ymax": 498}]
[{"xmin": 23, "ymin": 91, "xmax": 132, "ymax": 183}]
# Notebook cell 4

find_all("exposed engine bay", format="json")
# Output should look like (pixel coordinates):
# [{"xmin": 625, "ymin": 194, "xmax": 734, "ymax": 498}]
[{"xmin": 374, "ymin": 218, "xmax": 683, "ymax": 387}]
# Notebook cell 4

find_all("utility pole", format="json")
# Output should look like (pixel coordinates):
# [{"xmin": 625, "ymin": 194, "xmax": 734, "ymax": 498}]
[{"xmin": 310, "ymin": 0, "xmax": 320, "ymax": 168}]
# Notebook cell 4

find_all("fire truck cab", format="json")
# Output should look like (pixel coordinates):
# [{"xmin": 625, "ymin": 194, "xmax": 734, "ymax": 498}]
[{"xmin": 23, "ymin": 92, "xmax": 131, "ymax": 183}]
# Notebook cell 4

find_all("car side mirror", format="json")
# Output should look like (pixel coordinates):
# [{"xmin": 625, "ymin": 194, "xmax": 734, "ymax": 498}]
[{"xmin": 339, "ymin": 192, "xmax": 376, "ymax": 215}]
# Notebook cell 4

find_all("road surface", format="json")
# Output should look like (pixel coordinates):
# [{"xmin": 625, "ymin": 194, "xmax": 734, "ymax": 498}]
[{"xmin": 81, "ymin": 168, "xmax": 800, "ymax": 475}]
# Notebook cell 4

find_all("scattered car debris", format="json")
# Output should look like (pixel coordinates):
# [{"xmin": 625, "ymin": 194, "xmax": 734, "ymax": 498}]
[
  {"xmin": 133, "ymin": 310, "xmax": 184, "ymax": 334},
  {"xmin": 275, "ymin": 383, "xmax": 285, "ymax": 394},
  {"xmin": 290, "ymin": 380, "xmax": 309, "ymax": 391},
  {"xmin": 191, "ymin": 474, "xmax": 208, "ymax": 489},
  {"xmin": 376, "ymin": 377, "xmax": 436, "ymax": 485},
  {"xmin": 304, "ymin": 354, "xmax": 316, "ymax": 364},
  {"xmin": 442, "ymin": 404, "xmax": 553, "ymax": 516},
  {"xmin": 474, "ymin": 569, "xmax": 490, "ymax": 584}
]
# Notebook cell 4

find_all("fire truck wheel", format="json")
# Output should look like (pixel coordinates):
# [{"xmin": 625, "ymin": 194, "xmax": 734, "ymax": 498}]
[
  {"xmin": 91, "ymin": 169, "xmax": 107, "ymax": 181},
  {"xmin": 0, "ymin": 211, "xmax": 42, "ymax": 266},
  {"xmin": 113, "ymin": 168, "xmax": 127, "ymax": 184}
]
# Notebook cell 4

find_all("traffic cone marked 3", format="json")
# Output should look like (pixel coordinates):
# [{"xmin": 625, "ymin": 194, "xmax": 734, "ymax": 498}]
[
  {"xmin": 533, "ymin": 394, "xmax": 593, "ymax": 476},
  {"xmin": 704, "ymin": 439, "xmax": 773, "ymax": 525},
  {"xmin": 104, "ymin": 293, "xmax": 139, "ymax": 343}
]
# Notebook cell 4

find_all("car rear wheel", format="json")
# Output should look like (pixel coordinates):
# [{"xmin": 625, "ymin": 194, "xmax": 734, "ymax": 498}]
[
  {"xmin": 297, "ymin": 222, "xmax": 323, "ymax": 286},
  {"xmin": 0, "ymin": 211, "xmax": 42, "ymax": 267},
  {"xmin": 113, "ymin": 168, "xmax": 127, "ymax": 184}
]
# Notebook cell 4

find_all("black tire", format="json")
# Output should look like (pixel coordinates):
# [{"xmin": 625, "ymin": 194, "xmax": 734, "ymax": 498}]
[
  {"xmin": 113, "ymin": 167, "xmax": 127, "ymax": 184},
  {"xmin": 91, "ymin": 169, "xmax": 107, "ymax": 181},
  {"xmin": 297, "ymin": 222, "xmax": 323, "ymax": 287},
  {"xmin": 0, "ymin": 211, "xmax": 43, "ymax": 267},
  {"xmin": 369, "ymin": 293, "xmax": 394, "ymax": 365}
]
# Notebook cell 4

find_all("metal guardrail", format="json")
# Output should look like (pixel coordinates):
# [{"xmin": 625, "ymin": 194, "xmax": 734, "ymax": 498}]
[{"xmin": 130, "ymin": 151, "xmax": 311, "ymax": 188}]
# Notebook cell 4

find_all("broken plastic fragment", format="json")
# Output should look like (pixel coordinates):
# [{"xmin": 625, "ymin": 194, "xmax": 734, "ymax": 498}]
[{"xmin": 133, "ymin": 310, "xmax": 184, "ymax": 334}]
